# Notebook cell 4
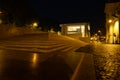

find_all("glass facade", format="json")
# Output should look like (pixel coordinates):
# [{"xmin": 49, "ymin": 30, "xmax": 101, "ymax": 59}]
[
  {"xmin": 60, "ymin": 23, "xmax": 90, "ymax": 38},
  {"xmin": 67, "ymin": 25, "xmax": 85, "ymax": 37}
]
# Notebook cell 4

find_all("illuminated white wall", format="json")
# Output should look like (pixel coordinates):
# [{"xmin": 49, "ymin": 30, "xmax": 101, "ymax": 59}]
[
  {"xmin": 108, "ymin": 20, "xmax": 119, "ymax": 43},
  {"xmin": 67, "ymin": 25, "xmax": 85, "ymax": 37},
  {"xmin": 109, "ymin": 25, "xmax": 114, "ymax": 43},
  {"xmin": 114, "ymin": 21, "xmax": 119, "ymax": 36},
  {"xmin": 109, "ymin": 25, "xmax": 113, "ymax": 35},
  {"xmin": 81, "ymin": 25, "xmax": 85, "ymax": 37},
  {"xmin": 88, "ymin": 25, "xmax": 90, "ymax": 31},
  {"xmin": 60, "ymin": 23, "xmax": 90, "ymax": 38},
  {"xmin": 67, "ymin": 26, "xmax": 80, "ymax": 34}
]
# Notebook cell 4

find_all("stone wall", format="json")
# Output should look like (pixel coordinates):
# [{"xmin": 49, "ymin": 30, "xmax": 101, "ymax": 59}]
[{"xmin": 0, "ymin": 24, "xmax": 40, "ymax": 39}]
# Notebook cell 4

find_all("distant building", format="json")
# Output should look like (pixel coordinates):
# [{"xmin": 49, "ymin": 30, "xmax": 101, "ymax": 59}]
[
  {"xmin": 60, "ymin": 23, "xmax": 90, "ymax": 42},
  {"xmin": 105, "ymin": 2, "xmax": 120, "ymax": 43}
]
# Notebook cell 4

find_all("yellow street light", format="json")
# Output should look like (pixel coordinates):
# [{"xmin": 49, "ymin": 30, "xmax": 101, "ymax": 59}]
[
  {"xmin": 32, "ymin": 22, "xmax": 38, "ymax": 29},
  {"xmin": 108, "ymin": 19, "xmax": 112, "ymax": 23},
  {"xmin": 33, "ymin": 22, "xmax": 38, "ymax": 27}
]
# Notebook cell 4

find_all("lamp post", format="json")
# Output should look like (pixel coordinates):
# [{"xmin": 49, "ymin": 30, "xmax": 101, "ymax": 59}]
[{"xmin": 32, "ymin": 22, "xmax": 38, "ymax": 29}]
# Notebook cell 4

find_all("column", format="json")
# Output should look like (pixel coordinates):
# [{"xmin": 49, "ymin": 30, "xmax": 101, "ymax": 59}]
[{"xmin": 118, "ymin": 17, "xmax": 120, "ymax": 43}]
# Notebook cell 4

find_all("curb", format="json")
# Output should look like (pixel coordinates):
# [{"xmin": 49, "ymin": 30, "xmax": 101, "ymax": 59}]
[{"xmin": 71, "ymin": 53, "xmax": 96, "ymax": 80}]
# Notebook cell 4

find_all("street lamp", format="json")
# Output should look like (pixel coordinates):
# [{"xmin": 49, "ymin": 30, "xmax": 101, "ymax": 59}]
[
  {"xmin": 32, "ymin": 22, "xmax": 38, "ymax": 29},
  {"xmin": 108, "ymin": 19, "xmax": 112, "ymax": 23}
]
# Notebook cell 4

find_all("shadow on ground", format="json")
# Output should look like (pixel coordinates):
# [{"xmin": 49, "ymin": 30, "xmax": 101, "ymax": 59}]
[
  {"xmin": 39, "ymin": 55, "xmax": 73, "ymax": 80},
  {"xmin": 75, "ymin": 45, "xmax": 93, "ymax": 53}
]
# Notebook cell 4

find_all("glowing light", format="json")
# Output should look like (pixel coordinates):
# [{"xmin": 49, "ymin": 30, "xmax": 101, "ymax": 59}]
[
  {"xmin": 109, "ymin": 24, "xmax": 114, "ymax": 43},
  {"xmin": 98, "ymin": 30, "xmax": 101, "ymax": 33},
  {"xmin": 90, "ymin": 37, "xmax": 93, "ymax": 40},
  {"xmin": 95, "ymin": 33, "xmax": 97, "ymax": 36},
  {"xmin": 114, "ymin": 21, "xmax": 119, "ymax": 35},
  {"xmin": 88, "ymin": 25, "xmax": 90, "ymax": 30},
  {"xmin": 67, "ymin": 26, "xmax": 80, "ymax": 31},
  {"xmin": 81, "ymin": 25, "xmax": 85, "ymax": 37},
  {"xmin": 108, "ymin": 19, "xmax": 112, "ymax": 23},
  {"xmin": 81, "ymin": 25, "xmax": 85, "ymax": 33},
  {"xmin": 32, "ymin": 22, "xmax": 38, "ymax": 29},
  {"xmin": 33, "ymin": 53, "xmax": 37, "ymax": 62},
  {"xmin": 32, "ymin": 53, "xmax": 38, "ymax": 67}
]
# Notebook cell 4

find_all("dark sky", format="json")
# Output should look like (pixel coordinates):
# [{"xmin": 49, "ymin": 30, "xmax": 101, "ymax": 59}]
[
  {"xmin": 30, "ymin": 0, "xmax": 107, "ymax": 34},
  {"xmin": 1, "ymin": 0, "xmax": 118, "ymax": 34},
  {"xmin": 31, "ymin": 0, "xmax": 105, "ymax": 22}
]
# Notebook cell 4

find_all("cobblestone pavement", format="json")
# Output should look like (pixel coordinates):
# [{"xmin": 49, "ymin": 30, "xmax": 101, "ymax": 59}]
[{"xmin": 76, "ymin": 42, "xmax": 120, "ymax": 80}]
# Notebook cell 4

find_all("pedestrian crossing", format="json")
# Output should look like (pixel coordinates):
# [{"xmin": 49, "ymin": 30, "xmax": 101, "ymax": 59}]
[{"xmin": 0, "ymin": 34, "xmax": 87, "ymax": 53}]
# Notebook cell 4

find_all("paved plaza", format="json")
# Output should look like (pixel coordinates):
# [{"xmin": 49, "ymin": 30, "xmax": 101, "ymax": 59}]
[
  {"xmin": 0, "ymin": 33, "xmax": 95, "ymax": 80},
  {"xmin": 0, "ymin": 33, "xmax": 120, "ymax": 80}
]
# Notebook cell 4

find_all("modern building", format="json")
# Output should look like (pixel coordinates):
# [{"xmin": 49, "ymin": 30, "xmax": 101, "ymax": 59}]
[
  {"xmin": 105, "ymin": 2, "xmax": 120, "ymax": 43},
  {"xmin": 60, "ymin": 23, "xmax": 90, "ymax": 42}
]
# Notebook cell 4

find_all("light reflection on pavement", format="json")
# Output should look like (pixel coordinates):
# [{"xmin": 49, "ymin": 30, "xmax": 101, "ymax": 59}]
[
  {"xmin": 0, "ymin": 49, "xmax": 84, "ymax": 80},
  {"xmin": 89, "ymin": 43, "xmax": 120, "ymax": 80},
  {"xmin": 31, "ymin": 53, "xmax": 38, "ymax": 68},
  {"xmin": 0, "ymin": 33, "xmax": 89, "ymax": 80},
  {"xmin": 75, "ymin": 42, "xmax": 120, "ymax": 80}
]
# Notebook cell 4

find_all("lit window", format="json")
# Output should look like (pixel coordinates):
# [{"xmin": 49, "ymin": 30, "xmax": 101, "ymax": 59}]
[{"xmin": 67, "ymin": 26, "xmax": 80, "ymax": 31}]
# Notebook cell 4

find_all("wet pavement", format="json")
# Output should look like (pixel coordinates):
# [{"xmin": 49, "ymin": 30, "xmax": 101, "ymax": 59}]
[
  {"xmin": 1, "ymin": 33, "xmax": 113, "ymax": 80},
  {"xmin": 0, "ymin": 33, "xmax": 89, "ymax": 80},
  {"xmin": 93, "ymin": 43, "xmax": 120, "ymax": 80},
  {"xmin": 76, "ymin": 42, "xmax": 120, "ymax": 80},
  {"xmin": 0, "ymin": 49, "xmax": 86, "ymax": 80},
  {"xmin": 0, "ymin": 50, "xmax": 51, "ymax": 80}
]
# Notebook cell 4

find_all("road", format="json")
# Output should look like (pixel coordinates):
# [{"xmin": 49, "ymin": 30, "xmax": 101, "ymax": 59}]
[{"xmin": 0, "ymin": 33, "xmax": 93, "ymax": 80}]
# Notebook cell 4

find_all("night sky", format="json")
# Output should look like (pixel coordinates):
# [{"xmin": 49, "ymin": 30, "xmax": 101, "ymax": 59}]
[{"xmin": 0, "ymin": 0, "xmax": 119, "ymax": 34}]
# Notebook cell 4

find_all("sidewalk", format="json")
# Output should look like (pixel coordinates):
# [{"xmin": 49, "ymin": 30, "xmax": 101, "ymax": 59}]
[{"xmin": 71, "ymin": 53, "xmax": 96, "ymax": 80}]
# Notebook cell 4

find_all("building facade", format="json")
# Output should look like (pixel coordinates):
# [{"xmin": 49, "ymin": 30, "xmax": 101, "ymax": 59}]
[
  {"xmin": 60, "ymin": 23, "xmax": 90, "ymax": 42},
  {"xmin": 105, "ymin": 2, "xmax": 120, "ymax": 43}
]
